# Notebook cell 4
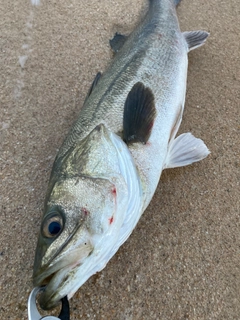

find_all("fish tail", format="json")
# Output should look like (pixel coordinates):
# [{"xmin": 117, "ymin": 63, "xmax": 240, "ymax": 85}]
[
  {"xmin": 149, "ymin": 0, "xmax": 182, "ymax": 7},
  {"xmin": 174, "ymin": 0, "xmax": 182, "ymax": 6}
]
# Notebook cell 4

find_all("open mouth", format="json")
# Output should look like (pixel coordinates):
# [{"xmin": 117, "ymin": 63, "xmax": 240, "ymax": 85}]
[
  {"xmin": 34, "ymin": 266, "xmax": 72, "ymax": 310},
  {"xmin": 33, "ymin": 243, "xmax": 94, "ymax": 310},
  {"xmin": 41, "ymin": 273, "xmax": 56, "ymax": 286},
  {"xmin": 33, "ymin": 261, "xmax": 63, "ymax": 288},
  {"xmin": 33, "ymin": 251, "xmax": 82, "ymax": 309}
]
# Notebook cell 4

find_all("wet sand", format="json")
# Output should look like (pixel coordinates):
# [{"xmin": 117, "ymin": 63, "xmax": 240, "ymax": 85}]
[{"xmin": 1, "ymin": 0, "xmax": 239, "ymax": 319}]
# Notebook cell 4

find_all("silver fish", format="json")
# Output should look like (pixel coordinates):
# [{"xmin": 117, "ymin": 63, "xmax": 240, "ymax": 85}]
[{"xmin": 33, "ymin": 0, "xmax": 210, "ymax": 310}]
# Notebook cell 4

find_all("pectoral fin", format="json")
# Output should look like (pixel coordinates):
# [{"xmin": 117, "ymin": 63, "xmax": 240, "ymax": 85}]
[
  {"xmin": 164, "ymin": 133, "xmax": 210, "ymax": 169},
  {"xmin": 123, "ymin": 82, "xmax": 156, "ymax": 144},
  {"xmin": 110, "ymin": 33, "xmax": 128, "ymax": 53},
  {"xmin": 183, "ymin": 31, "xmax": 209, "ymax": 52}
]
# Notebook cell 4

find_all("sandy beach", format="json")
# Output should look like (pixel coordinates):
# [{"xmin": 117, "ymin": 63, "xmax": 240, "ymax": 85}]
[{"xmin": 1, "ymin": 0, "xmax": 239, "ymax": 319}]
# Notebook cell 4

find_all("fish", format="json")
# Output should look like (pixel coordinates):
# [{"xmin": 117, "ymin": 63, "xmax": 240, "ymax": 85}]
[{"xmin": 33, "ymin": 0, "xmax": 210, "ymax": 310}]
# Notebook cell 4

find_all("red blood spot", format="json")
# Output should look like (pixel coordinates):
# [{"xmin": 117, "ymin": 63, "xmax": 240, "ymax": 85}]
[
  {"xmin": 109, "ymin": 216, "xmax": 114, "ymax": 224},
  {"xmin": 149, "ymin": 120, "xmax": 154, "ymax": 130},
  {"xmin": 82, "ymin": 208, "xmax": 89, "ymax": 216},
  {"xmin": 111, "ymin": 187, "xmax": 117, "ymax": 196}
]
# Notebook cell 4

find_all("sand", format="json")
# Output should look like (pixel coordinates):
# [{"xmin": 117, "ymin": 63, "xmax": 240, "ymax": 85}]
[{"xmin": 0, "ymin": 0, "xmax": 239, "ymax": 319}]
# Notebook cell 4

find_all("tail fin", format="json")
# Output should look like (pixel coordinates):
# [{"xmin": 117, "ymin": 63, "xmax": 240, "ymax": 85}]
[
  {"xmin": 174, "ymin": 0, "xmax": 182, "ymax": 6},
  {"xmin": 149, "ymin": 0, "xmax": 182, "ymax": 7}
]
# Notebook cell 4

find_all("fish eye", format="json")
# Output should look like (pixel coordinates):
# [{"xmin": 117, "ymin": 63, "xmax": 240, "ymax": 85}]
[{"xmin": 42, "ymin": 213, "xmax": 63, "ymax": 238}]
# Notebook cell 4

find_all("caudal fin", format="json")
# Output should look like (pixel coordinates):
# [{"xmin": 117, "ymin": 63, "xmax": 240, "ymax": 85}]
[
  {"xmin": 174, "ymin": 0, "xmax": 182, "ymax": 6},
  {"xmin": 149, "ymin": 0, "xmax": 182, "ymax": 6}
]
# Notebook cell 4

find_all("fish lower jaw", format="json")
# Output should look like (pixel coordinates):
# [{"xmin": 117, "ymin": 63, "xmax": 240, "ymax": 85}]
[
  {"xmin": 36, "ymin": 257, "xmax": 85, "ymax": 310},
  {"xmin": 38, "ymin": 286, "xmax": 62, "ymax": 310},
  {"xmin": 37, "ymin": 269, "xmax": 71, "ymax": 310},
  {"xmin": 31, "ymin": 274, "xmax": 62, "ymax": 310}
]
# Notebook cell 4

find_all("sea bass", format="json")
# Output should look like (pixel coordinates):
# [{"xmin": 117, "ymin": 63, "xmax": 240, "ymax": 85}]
[{"xmin": 33, "ymin": 0, "xmax": 210, "ymax": 310}]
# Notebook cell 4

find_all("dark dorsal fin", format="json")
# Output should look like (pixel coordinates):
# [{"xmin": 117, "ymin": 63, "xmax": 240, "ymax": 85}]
[
  {"xmin": 109, "ymin": 33, "xmax": 128, "ymax": 53},
  {"xmin": 123, "ymin": 82, "xmax": 156, "ymax": 144},
  {"xmin": 84, "ymin": 72, "xmax": 102, "ymax": 103}
]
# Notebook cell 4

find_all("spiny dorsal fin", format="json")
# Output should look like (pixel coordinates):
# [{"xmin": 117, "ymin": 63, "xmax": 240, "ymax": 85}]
[
  {"xmin": 84, "ymin": 72, "xmax": 102, "ymax": 103},
  {"xmin": 123, "ymin": 82, "xmax": 156, "ymax": 144},
  {"xmin": 109, "ymin": 33, "xmax": 128, "ymax": 53},
  {"xmin": 183, "ymin": 31, "xmax": 209, "ymax": 52}
]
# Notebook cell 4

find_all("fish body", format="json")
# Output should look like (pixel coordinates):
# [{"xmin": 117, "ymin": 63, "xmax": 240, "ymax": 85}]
[{"xmin": 33, "ymin": 0, "xmax": 209, "ymax": 310}]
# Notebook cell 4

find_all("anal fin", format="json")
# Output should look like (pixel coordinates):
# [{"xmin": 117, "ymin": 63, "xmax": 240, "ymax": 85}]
[
  {"xmin": 123, "ymin": 82, "xmax": 156, "ymax": 144},
  {"xmin": 183, "ymin": 31, "xmax": 209, "ymax": 52},
  {"xmin": 164, "ymin": 133, "xmax": 210, "ymax": 169}
]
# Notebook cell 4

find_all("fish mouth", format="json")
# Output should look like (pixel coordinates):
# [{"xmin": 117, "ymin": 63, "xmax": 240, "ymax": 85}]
[
  {"xmin": 33, "ymin": 261, "xmax": 74, "ymax": 310},
  {"xmin": 36, "ymin": 268, "xmax": 72, "ymax": 310},
  {"xmin": 33, "ymin": 245, "xmax": 93, "ymax": 310}
]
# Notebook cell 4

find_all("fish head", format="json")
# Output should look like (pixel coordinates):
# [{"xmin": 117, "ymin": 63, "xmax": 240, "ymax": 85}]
[
  {"xmin": 33, "ymin": 174, "xmax": 119, "ymax": 309},
  {"xmin": 32, "ymin": 125, "xmax": 129, "ymax": 310}
]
